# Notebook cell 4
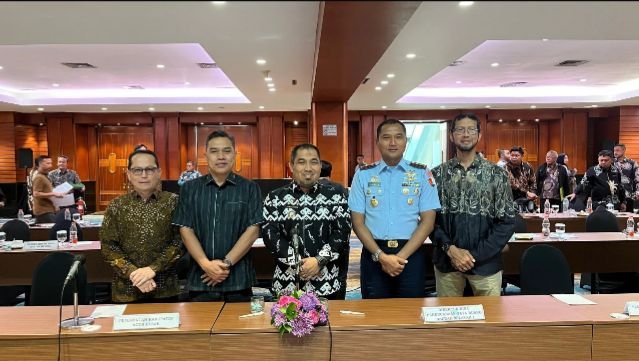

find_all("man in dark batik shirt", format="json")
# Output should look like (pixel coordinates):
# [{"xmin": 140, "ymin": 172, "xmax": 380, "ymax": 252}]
[
  {"xmin": 536, "ymin": 150, "xmax": 571, "ymax": 212},
  {"xmin": 432, "ymin": 113, "xmax": 516, "ymax": 297},
  {"xmin": 568, "ymin": 149, "xmax": 626, "ymax": 211},
  {"xmin": 613, "ymin": 144, "xmax": 639, "ymax": 210},
  {"xmin": 505, "ymin": 146, "xmax": 537, "ymax": 212},
  {"xmin": 263, "ymin": 144, "xmax": 351, "ymax": 300}
]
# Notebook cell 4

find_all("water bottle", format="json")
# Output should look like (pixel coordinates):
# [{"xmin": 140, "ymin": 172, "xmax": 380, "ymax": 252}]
[
  {"xmin": 586, "ymin": 198, "xmax": 593, "ymax": 213},
  {"xmin": 64, "ymin": 208, "xmax": 71, "ymax": 221},
  {"xmin": 542, "ymin": 215, "xmax": 551, "ymax": 237},
  {"xmin": 562, "ymin": 197, "xmax": 570, "ymax": 213},
  {"xmin": 17, "ymin": 209, "xmax": 24, "ymax": 220},
  {"xmin": 544, "ymin": 199, "xmax": 551, "ymax": 216},
  {"xmin": 69, "ymin": 222, "xmax": 78, "ymax": 244},
  {"xmin": 627, "ymin": 216, "xmax": 635, "ymax": 237}
]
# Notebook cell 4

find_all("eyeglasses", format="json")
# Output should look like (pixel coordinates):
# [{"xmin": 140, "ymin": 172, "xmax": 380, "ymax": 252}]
[
  {"xmin": 129, "ymin": 167, "xmax": 158, "ymax": 176},
  {"xmin": 452, "ymin": 127, "xmax": 479, "ymax": 135}
]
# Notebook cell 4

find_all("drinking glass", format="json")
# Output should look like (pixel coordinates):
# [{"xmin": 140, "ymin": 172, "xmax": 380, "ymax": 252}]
[
  {"xmin": 72, "ymin": 213, "xmax": 81, "ymax": 223},
  {"xmin": 551, "ymin": 205, "xmax": 559, "ymax": 215},
  {"xmin": 250, "ymin": 295, "xmax": 265, "ymax": 314},
  {"xmin": 634, "ymin": 208, "xmax": 639, "ymax": 215},
  {"xmin": 56, "ymin": 230, "xmax": 67, "ymax": 246},
  {"xmin": 0, "ymin": 232, "xmax": 7, "ymax": 251},
  {"xmin": 555, "ymin": 223, "xmax": 566, "ymax": 240}
]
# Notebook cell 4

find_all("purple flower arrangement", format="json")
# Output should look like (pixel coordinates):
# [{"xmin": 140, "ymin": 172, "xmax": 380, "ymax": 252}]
[{"xmin": 270, "ymin": 289, "xmax": 328, "ymax": 337}]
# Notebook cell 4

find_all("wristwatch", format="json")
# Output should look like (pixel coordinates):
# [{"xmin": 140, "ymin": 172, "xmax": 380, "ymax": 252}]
[
  {"xmin": 222, "ymin": 258, "xmax": 233, "ymax": 269},
  {"xmin": 371, "ymin": 249, "xmax": 383, "ymax": 262},
  {"xmin": 441, "ymin": 243, "xmax": 452, "ymax": 254}
]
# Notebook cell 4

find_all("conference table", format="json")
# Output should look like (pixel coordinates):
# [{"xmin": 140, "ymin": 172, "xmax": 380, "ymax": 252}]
[
  {"xmin": 520, "ymin": 211, "xmax": 639, "ymax": 233},
  {"xmin": 2, "ymin": 294, "xmax": 639, "ymax": 360}
]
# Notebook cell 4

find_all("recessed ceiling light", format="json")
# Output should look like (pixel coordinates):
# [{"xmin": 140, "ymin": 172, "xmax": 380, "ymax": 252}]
[
  {"xmin": 517, "ymin": 118, "xmax": 521, "ymax": 122},
  {"xmin": 440, "ymin": 105, "xmax": 446, "ymax": 109},
  {"xmin": 485, "ymin": 105, "xmax": 491, "ymax": 108},
  {"xmin": 293, "ymin": 120, "xmax": 299, "ymax": 126},
  {"xmin": 267, "ymin": 83, "xmax": 275, "ymax": 88},
  {"xmin": 211, "ymin": 1, "xmax": 226, "ymax": 4},
  {"xmin": 263, "ymin": 70, "xmax": 272, "ymax": 81},
  {"xmin": 184, "ymin": 81, "xmax": 191, "ymax": 86},
  {"xmin": 259, "ymin": 105, "xmax": 265, "ymax": 109},
  {"xmin": 52, "ymin": 83, "xmax": 60, "ymax": 87},
  {"xmin": 542, "ymin": 38, "xmax": 549, "ymax": 42},
  {"xmin": 264, "ymin": 76, "xmax": 273, "ymax": 82},
  {"xmin": 381, "ymin": 80, "xmax": 389, "ymax": 85},
  {"xmin": 156, "ymin": 64, "xmax": 165, "ymax": 69},
  {"xmin": 592, "ymin": 104, "xmax": 598, "ymax": 108},
  {"xmin": 37, "ymin": 107, "xmax": 44, "ymax": 111},
  {"xmin": 269, "ymin": 88, "xmax": 276, "ymax": 92},
  {"xmin": 580, "ymin": 78, "xmax": 587, "ymax": 82},
  {"xmin": 197, "ymin": 106, "xmax": 204, "ymax": 111},
  {"xmin": 535, "ymin": 118, "xmax": 540, "ymax": 122},
  {"xmin": 375, "ymin": 86, "xmax": 382, "ymax": 91},
  {"xmin": 387, "ymin": 73, "xmax": 395, "ymax": 78},
  {"xmin": 530, "ymin": 105, "xmax": 536, "ymax": 109},
  {"xmin": 101, "ymin": 107, "xmax": 108, "ymax": 111},
  {"xmin": 498, "ymin": 118, "xmax": 503, "ymax": 123},
  {"xmin": 148, "ymin": 107, "xmax": 155, "ymax": 111},
  {"xmin": 405, "ymin": 53, "xmax": 416, "ymax": 59},
  {"xmin": 256, "ymin": 59, "xmax": 267, "ymax": 65},
  {"xmin": 200, "ymin": 122, "xmax": 204, "ymax": 125},
  {"xmin": 458, "ymin": 1, "xmax": 474, "ymax": 6},
  {"xmin": 491, "ymin": 62, "xmax": 500, "ymax": 67},
  {"xmin": 0, "ymin": 66, "xmax": 3, "ymax": 70},
  {"xmin": 381, "ymin": 106, "xmax": 387, "ymax": 109},
  {"xmin": 455, "ymin": 80, "xmax": 462, "ymax": 84}
]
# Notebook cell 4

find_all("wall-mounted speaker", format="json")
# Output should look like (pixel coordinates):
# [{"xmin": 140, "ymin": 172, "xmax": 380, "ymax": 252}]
[{"xmin": 17, "ymin": 148, "xmax": 33, "ymax": 168}]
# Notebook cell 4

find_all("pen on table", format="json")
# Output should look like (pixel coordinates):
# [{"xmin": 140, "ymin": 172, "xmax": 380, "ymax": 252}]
[{"xmin": 340, "ymin": 310, "xmax": 365, "ymax": 315}]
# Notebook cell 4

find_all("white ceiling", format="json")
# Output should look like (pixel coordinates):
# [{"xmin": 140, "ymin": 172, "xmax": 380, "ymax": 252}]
[{"xmin": 1, "ymin": 1, "xmax": 639, "ymax": 113}]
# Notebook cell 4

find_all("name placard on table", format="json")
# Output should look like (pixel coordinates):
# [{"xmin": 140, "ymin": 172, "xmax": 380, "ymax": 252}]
[
  {"xmin": 113, "ymin": 313, "xmax": 180, "ymax": 331},
  {"xmin": 23, "ymin": 240, "xmax": 58, "ymax": 250},
  {"xmin": 421, "ymin": 304, "xmax": 486, "ymax": 323},
  {"xmin": 624, "ymin": 301, "xmax": 639, "ymax": 316}
]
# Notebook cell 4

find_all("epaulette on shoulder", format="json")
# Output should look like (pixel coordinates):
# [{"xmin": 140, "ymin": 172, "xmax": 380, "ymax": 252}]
[
  {"xmin": 409, "ymin": 161, "xmax": 428, "ymax": 169},
  {"xmin": 360, "ymin": 162, "xmax": 378, "ymax": 170}
]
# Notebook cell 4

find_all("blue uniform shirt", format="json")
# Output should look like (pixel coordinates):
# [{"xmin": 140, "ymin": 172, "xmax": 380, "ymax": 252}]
[{"xmin": 348, "ymin": 158, "xmax": 441, "ymax": 240}]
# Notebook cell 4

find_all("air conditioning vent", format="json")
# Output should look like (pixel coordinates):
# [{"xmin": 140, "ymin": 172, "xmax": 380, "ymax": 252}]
[
  {"xmin": 362, "ymin": 77, "xmax": 370, "ymax": 84},
  {"xmin": 555, "ymin": 60, "xmax": 589, "ymax": 67},
  {"xmin": 198, "ymin": 62, "xmax": 218, "ymax": 69},
  {"xmin": 124, "ymin": 85, "xmax": 144, "ymax": 90},
  {"xmin": 449, "ymin": 60, "xmax": 465, "ymax": 66},
  {"xmin": 500, "ymin": 81, "xmax": 528, "ymax": 88},
  {"xmin": 61, "ymin": 62, "xmax": 96, "ymax": 69}
]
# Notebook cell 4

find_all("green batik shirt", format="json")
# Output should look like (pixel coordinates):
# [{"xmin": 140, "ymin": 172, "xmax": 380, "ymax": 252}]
[
  {"xmin": 100, "ymin": 190, "xmax": 182, "ymax": 303},
  {"xmin": 431, "ymin": 155, "xmax": 516, "ymax": 276}
]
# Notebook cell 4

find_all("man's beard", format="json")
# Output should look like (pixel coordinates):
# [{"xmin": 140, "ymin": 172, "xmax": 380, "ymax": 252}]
[{"xmin": 456, "ymin": 140, "xmax": 477, "ymax": 152}]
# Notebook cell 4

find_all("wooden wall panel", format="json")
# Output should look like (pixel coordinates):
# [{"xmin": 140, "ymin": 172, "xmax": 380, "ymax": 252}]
[
  {"xmin": 486, "ymin": 121, "xmax": 540, "ymax": 168},
  {"xmin": 619, "ymin": 106, "xmax": 639, "ymax": 162},
  {"xmin": 194, "ymin": 125, "xmax": 258, "ymax": 180},
  {"xmin": 561, "ymin": 111, "xmax": 588, "ymax": 174},
  {"xmin": 257, "ymin": 114, "xmax": 285, "ymax": 178},
  {"xmin": 0, "ymin": 113, "xmax": 16, "ymax": 183},
  {"xmin": 45, "ymin": 116, "xmax": 75, "ymax": 172},
  {"xmin": 284, "ymin": 124, "xmax": 310, "ymax": 177},
  {"xmin": 310, "ymin": 102, "xmax": 348, "ymax": 185},
  {"xmin": 14, "ymin": 123, "xmax": 47, "ymax": 176}
]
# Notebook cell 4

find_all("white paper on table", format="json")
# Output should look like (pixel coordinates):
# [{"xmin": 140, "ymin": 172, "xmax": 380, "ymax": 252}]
[
  {"xmin": 90, "ymin": 305, "xmax": 127, "ymax": 318},
  {"xmin": 551, "ymin": 294, "xmax": 597, "ymax": 305},
  {"xmin": 52, "ymin": 182, "xmax": 75, "ymax": 208}
]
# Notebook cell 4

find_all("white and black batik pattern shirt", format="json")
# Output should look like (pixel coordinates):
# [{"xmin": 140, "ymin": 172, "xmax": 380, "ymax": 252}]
[{"xmin": 262, "ymin": 181, "xmax": 351, "ymax": 297}]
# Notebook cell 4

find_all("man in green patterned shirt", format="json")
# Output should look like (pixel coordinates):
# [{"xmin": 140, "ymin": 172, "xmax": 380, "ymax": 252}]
[{"xmin": 100, "ymin": 150, "xmax": 182, "ymax": 303}]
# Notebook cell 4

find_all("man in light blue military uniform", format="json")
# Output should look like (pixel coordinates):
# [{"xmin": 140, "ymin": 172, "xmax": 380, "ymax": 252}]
[{"xmin": 349, "ymin": 118, "xmax": 441, "ymax": 298}]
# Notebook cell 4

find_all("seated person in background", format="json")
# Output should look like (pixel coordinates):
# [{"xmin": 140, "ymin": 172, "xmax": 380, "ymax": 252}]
[
  {"xmin": 177, "ymin": 160, "xmax": 201, "ymax": 186},
  {"xmin": 100, "ymin": 149, "xmax": 182, "ymax": 303},
  {"xmin": 505, "ymin": 146, "xmax": 537, "ymax": 212},
  {"xmin": 263, "ymin": 145, "xmax": 351, "ymax": 300},
  {"xmin": 567, "ymin": 150, "xmax": 626, "ymax": 211},
  {"xmin": 32, "ymin": 155, "xmax": 67, "ymax": 223}
]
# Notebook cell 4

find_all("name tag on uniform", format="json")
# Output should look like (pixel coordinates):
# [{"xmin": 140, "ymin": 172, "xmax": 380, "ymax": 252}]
[
  {"xmin": 624, "ymin": 301, "xmax": 639, "ymax": 316},
  {"xmin": 421, "ymin": 305, "xmax": 485, "ymax": 323},
  {"xmin": 113, "ymin": 313, "xmax": 180, "ymax": 330}
]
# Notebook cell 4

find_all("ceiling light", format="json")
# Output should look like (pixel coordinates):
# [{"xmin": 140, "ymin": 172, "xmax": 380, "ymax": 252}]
[
  {"xmin": 37, "ymin": 107, "xmax": 44, "ymax": 111},
  {"xmin": 197, "ymin": 106, "xmax": 204, "ymax": 111},
  {"xmin": 156, "ymin": 64, "xmax": 165, "ymax": 69},
  {"xmin": 455, "ymin": 81, "xmax": 462, "ymax": 84},
  {"xmin": 52, "ymin": 83, "xmax": 60, "ymax": 87},
  {"xmin": 184, "ymin": 82, "xmax": 191, "ymax": 86},
  {"xmin": 592, "ymin": 104, "xmax": 598, "ymax": 108},
  {"xmin": 256, "ymin": 59, "xmax": 267, "ymax": 65},
  {"xmin": 530, "ymin": 105, "xmax": 536, "ymax": 109},
  {"xmin": 517, "ymin": 118, "xmax": 521, "ymax": 122},
  {"xmin": 200, "ymin": 122, "xmax": 204, "ymax": 125},
  {"xmin": 542, "ymin": 38, "xmax": 549, "ymax": 42},
  {"xmin": 458, "ymin": 1, "xmax": 474, "ymax": 6},
  {"xmin": 0, "ymin": 66, "xmax": 3, "ymax": 70},
  {"xmin": 263, "ymin": 70, "xmax": 272, "ymax": 81},
  {"xmin": 406, "ymin": 53, "xmax": 416, "ymax": 59},
  {"xmin": 293, "ymin": 120, "xmax": 299, "ymax": 126},
  {"xmin": 101, "ymin": 107, "xmax": 108, "ymax": 111},
  {"xmin": 211, "ymin": 1, "xmax": 226, "ymax": 4},
  {"xmin": 440, "ymin": 105, "xmax": 446, "ymax": 109},
  {"xmin": 580, "ymin": 78, "xmax": 587, "ymax": 82},
  {"xmin": 535, "ymin": 118, "xmax": 540, "ymax": 122},
  {"xmin": 148, "ymin": 107, "xmax": 155, "ymax": 111},
  {"xmin": 498, "ymin": 118, "xmax": 503, "ymax": 123},
  {"xmin": 381, "ymin": 106, "xmax": 387, "ymax": 109},
  {"xmin": 387, "ymin": 73, "xmax": 395, "ymax": 78},
  {"xmin": 375, "ymin": 86, "xmax": 382, "ymax": 91},
  {"xmin": 485, "ymin": 105, "xmax": 491, "ymax": 108},
  {"xmin": 381, "ymin": 80, "xmax": 389, "ymax": 85},
  {"xmin": 269, "ymin": 88, "xmax": 276, "ymax": 92},
  {"xmin": 267, "ymin": 83, "xmax": 275, "ymax": 88},
  {"xmin": 491, "ymin": 62, "xmax": 500, "ymax": 67},
  {"xmin": 259, "ymin": 105, "xmax": 265, "ymax": 109}
]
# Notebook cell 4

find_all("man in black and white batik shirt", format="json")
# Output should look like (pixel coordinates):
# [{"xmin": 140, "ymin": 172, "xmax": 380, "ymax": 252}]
[{"xmin": 263, "ymin": 144, "xmax": 351, "ymax": 300}]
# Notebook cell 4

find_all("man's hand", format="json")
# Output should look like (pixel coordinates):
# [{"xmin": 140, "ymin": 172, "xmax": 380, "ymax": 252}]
[
  {"xmin": 136, "ymin": 279, "xmax": 156, "ymax": 293},
  {"xmin": 526, "ymin": 191, "xmax": 537, "ymax": 200},
  {"xmin": 299, "ymin": 257, "xmax": 321, "ymax": 280},
  {"xmin": 53, "ymin": 192, "xmax": 66, "ymax": 198},
  {"xmin": 566, "ymin": 193, "xmax": 576, "ymax": 201},
  {"xmin": 200, "ymin": 259, "xmax": 230, "ymax": 286},
  {"xmin": 130, "ymin": 266, "xmax": 156, "ymax": 288},
  {"xmin": 447, "ymin": 246, "xmax": 475, "ymax": 272},
  {"xmin": 379, "ymin": 253, "xmax": 407, "ymax": 277}
]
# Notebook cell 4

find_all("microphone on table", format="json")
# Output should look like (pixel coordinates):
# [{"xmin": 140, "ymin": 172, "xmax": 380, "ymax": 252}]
[{"xmin": 63, "ymin": 254, "xmax": 86, "ymax": 286}]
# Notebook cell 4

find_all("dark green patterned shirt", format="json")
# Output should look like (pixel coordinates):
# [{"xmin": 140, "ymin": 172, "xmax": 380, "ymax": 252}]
[
  {"xmin": 172, "ymin": 173, "xmax": 264, "ymax": 292},
  {"xmin": 431, "ymin": 156, "xmax": 516, "ymax": 275},
  {"xmin": 100, "ymin": 190, "xmax": 182, "ymax": 303}
]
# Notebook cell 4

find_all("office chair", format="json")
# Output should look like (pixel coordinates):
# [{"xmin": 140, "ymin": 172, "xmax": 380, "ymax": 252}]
[
  {"xmin": 520, "ymin": 244, "xmax": 573, "ymax": 295},
  {"xmin": 29, "ymin": 252, "xmax": 88, "ymax": 306},
  {"xmin": 1, "ymin": 219, "xmax": 30, "ymax": 242}
]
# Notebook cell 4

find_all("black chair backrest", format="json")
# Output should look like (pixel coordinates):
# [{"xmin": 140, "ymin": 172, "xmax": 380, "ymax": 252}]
[
  {"xmin": 520, "ymin": 244, "xmax": 573, "ymax": 295},
  {"xmin": 0, "ymin": 219, "xmax": 30, "ymax": 242},
  {"xmin": 514, "ymin": 213, "xmax": 528, "ymax": 233},
  {"xmin": 29, "ymin": 252, "xmax": 88, "ymax": 306},
  {"xmin": 48, "ymin": 220, "xmax": 84, "ymax": 242},
  {"xmin": 585, "ymin": 206, "xmax": 620, "ymax": 232}
]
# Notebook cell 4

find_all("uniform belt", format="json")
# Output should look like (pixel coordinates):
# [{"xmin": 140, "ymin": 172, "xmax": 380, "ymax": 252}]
[{"xmin": 374, "ymin": 239, "xmax": 409, "ymax": 249}]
